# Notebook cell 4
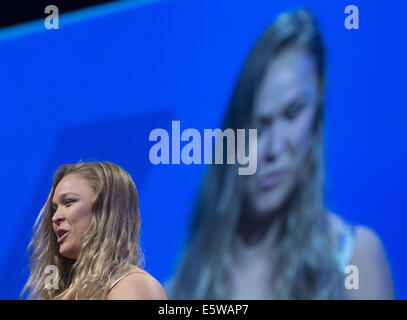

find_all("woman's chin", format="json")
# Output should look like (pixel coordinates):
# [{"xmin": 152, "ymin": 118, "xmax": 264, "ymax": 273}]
[
  {"xmin": 59, "ymin": 246, "xmax": 77, "ymax": 260},
  {"xmin": 251, "ymin": 189, "xmax": 287, "ymax": 215},
  {"xmin": 252, "ymin": 200, "xmax": 284, "ymax": 217}
]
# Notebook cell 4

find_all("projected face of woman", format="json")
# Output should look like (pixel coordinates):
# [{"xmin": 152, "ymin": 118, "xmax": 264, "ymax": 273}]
[
  {"xmin": 51, "ymin": 174, "xmax": 95, "ymax": 259},
  {"xmin": 247, "ymin": 48, "xmax": 321, "ymax": 217}
]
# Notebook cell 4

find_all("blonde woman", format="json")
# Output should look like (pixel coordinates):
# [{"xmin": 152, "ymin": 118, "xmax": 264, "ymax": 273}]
[
  {"xmin": 22, "ymin": 161, "xmax": 167, "ymax": 300},
  {"xmin": 167, "ymin": 9, "xmax": 393, "ymax": 299}
]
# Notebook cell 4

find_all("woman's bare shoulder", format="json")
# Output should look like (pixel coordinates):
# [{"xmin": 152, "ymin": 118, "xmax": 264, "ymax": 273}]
[
  {"xmin": 328, "ymin": 213, "xmax": 387, "ymax": 266},
  {"xmin": 349, "ymin": 225, "xmax": 394, "ymax": 299},
  {"xmin": 106, "ymin": 267, "xmax": 168, "ymax": 300},
  {"xmin": 327, "ymin": 212, "xmax": 394, "ymax": 299}
]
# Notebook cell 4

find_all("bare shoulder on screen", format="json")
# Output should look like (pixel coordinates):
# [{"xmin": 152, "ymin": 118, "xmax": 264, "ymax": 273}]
[
  {"xmin": 328, "ymin": 212, "xmax": 394, "ymax": 299},
  {"xmin": 347, "ymin": 225, "xmax": 394, "ymax": 299},
  {"xmin": 106, "ymin": 267, "xmax": 168, "ymax": 300}
]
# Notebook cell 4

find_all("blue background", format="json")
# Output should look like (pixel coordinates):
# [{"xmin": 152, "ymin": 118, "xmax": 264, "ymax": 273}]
[{"xmin": 0, "ymin": 0, "xmax": 405, "ymax": 299}]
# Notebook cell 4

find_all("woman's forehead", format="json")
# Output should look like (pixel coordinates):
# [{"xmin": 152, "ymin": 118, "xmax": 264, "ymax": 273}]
[
  {"xmin": 254, "ymin": 50, "xmax": 319, "ymax": 115},
  {"xmin": 54, "ymin": 174, "xmax": 92, "ymax": 197}
]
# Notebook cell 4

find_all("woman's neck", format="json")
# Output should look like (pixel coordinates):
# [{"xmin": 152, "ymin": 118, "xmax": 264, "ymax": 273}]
[
  {"xmin": 237, "ymin": 198, "xmax": 284, "ymax": 247},
  {"xmin": 231, "ymin": 209, "xmax": 279, "ymax": 269}
]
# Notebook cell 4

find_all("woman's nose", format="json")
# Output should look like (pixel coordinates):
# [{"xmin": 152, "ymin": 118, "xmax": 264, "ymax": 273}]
[
  {"xmin": 51, "ymin": 208, "xmax": 64, "ymax": 224},
  {"xmin": 265, "ymin": 121, "xmax": 286, "ymax": 161}
]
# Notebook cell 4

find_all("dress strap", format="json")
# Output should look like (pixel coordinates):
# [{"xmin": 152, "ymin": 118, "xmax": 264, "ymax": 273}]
[
  {"xmin": 109, "ymin": 270, "xmax": 146, "ymax": 291},
  {"xmin": 336, "ymin": 223, "xmax": 356, "ymax": 272}
]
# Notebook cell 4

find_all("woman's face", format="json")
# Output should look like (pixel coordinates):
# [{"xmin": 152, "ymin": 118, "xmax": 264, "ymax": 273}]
[
  {"xmin": 51, "ymin": 173, "xmax": 95, "ymax": 259},
  {"xmin": 246, "ymin": 48, "xmax": 321, "ymax": 217}
]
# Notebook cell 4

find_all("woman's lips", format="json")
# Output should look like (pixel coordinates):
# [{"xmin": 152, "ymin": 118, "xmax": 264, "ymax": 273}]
[
  {"xmin": 258, "ymin": 171, "xmax": 285, "ymax": 189},
  {"xmin": 57, "ymin": 232, "xmax": 69, "ymax": 244}
]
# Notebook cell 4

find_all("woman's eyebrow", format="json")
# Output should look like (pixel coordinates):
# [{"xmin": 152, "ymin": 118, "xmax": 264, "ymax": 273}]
[
  {"xmin": 283, "ymin": 92, "xmax": 309, "ymax": 108},
  {"xmin": 254, "ymin": 94, "xmax": 309, "ymax": 123},
  {"xmin": 52, "ymin": 192, "xmax": 80, "ymax": 206}
]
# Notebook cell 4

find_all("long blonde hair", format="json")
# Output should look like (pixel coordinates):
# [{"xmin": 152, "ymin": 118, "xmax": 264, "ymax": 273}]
[
  {"xmin": 21, "ymin": 161, "xmax": 144, "ymax": 299},
  {"xmin": 168, "ymin": 9, "xmax": 346, "ymax": 299}
]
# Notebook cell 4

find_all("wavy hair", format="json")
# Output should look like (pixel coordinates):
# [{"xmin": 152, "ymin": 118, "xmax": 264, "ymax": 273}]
[
  {"xmin": 21, "ymin": 161, "xmax": 144, "ymax": 299},
  {"xmin": 168, "ymin": 8, "xmax": 346, "ymax": 299}
]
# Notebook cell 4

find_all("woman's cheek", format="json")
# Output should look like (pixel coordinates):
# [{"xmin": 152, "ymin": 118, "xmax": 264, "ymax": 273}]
[
  {"xmin": 257, "ymin": 135, "xmax": 269, "ymax": 163},
  {"xmin": 288, "ymin": 108, "xmax": 315, "ymax": 151}
]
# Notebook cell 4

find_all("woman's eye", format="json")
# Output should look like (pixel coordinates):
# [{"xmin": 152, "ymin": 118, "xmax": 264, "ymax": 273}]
[
  {"xmin": 285, "ymin": 102, "xmax": 306, "ymax": 120},
  {"xmin": 65, "ymin": 199, "xmax": 75, "ymax": 206}
]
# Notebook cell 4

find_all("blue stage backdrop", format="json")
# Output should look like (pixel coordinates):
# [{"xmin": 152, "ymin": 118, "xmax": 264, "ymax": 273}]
[{"xmin": 0, "ymin": 0, "xmax": 405, "ymax": 299}]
